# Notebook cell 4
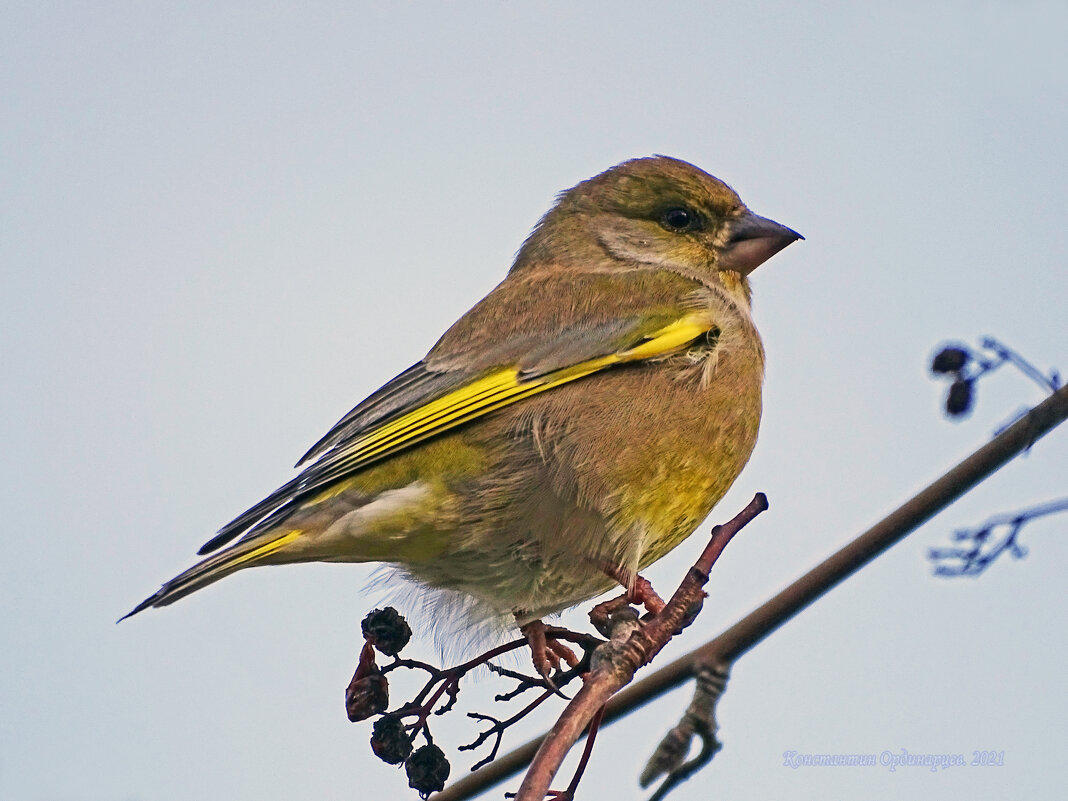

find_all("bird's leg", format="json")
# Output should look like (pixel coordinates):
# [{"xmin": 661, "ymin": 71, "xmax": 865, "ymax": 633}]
[
  {"xmin": 518, "ymin": 618, "xmax": 554, "ymax": 679},
  {"xmin": 625, "ymin": 574, "xmax": 666, "ymax": 615},
  {"xmin": 605, "ymin": 564, "xmax": 666, "ymax": 614},
  {"xmin": 517, "ymin": 617, "xmax": 581, "ymax": 681},
  {"xmin": 589, "ymin": 566, "xmax": 668, "ymax": 635}
]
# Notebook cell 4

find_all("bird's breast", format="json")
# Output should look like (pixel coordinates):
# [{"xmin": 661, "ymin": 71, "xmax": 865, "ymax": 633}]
[{"xmin": 506, "ymin": 322, "xmax": 764, "ymax": 566}]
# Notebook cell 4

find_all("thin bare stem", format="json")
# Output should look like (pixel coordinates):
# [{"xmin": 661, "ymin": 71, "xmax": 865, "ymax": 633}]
[{"xmin": 560, "ymin": 704, "xmax": 605, "ymax": 799}]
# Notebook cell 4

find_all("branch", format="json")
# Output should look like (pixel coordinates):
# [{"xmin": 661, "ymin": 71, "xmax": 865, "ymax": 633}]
[
  {"xmin": 512, "ymin": 494, "xmax": 768, "ymax": 801},
  {"xmin": 431, "ymin": 382, "xmax": 1068, "ymax": 801}
]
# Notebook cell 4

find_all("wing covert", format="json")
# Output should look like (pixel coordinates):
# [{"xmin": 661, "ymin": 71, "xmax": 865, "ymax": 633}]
[{"xmin": 198, "ymin": 311, "xmax": 714, "ymax": 554}]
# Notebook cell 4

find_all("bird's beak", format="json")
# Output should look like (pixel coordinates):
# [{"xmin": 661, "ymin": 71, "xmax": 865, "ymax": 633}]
[{"xmin": 718, "ymin": 211, "xmax": 803, "ymax": 275}]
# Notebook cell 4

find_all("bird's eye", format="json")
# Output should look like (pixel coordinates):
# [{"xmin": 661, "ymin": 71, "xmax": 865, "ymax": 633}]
[{"xmin": 661, "ymin": 207, "xmax": 699, "ymax": 232}]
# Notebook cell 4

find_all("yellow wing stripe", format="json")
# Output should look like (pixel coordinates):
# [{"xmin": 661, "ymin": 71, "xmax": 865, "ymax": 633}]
[
  {"xmin": 621, "ymin": 316, "xmax": 710, "ymax": 360},
  {"xmin": 353, "ymin": 370, "xmax": 517, "ymax": 451},
  {"xmin": 331, "ymin": 314, "xmax": 711, "ymax": 471},
  {"xmin": 228, "ymin": 529, "xmax": 303, "ymax": 568}
]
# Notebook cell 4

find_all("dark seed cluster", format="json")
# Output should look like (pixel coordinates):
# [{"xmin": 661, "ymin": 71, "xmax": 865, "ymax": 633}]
[
  {"xmin": 930, "ymin": 344, "xmax": 975, "ymax": 417},
  {"xmin": 350, "ymin": 608, "xmax": 453, "ymax": 797}
]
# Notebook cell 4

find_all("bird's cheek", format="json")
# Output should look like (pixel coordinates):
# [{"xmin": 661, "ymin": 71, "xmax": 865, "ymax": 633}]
[
  {"xmin": 597, "ymin": 224, "xmax": 711, "ymax": 275},
  {"xmin": 595, "ymin": 222, "xmax": 666, "ymax": 267}
]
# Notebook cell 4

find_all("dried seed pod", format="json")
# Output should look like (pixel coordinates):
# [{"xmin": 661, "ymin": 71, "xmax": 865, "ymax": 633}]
[
  {"xmin": 406, "ymin": 743, "xmax": 451, "ymax": 798},
  {"xmin": 362, "ymin": 607, "xmax": 413, "ymax": 656},
  {"xmin": 370, "ymin": 714, "xmax": 413, "ymax": 765},
  {"xmin": 345, "ymin": 667, "xmax": 388, "ymax": 722},
  {"xmin": 946, "ymin": 378, "xmax": 974, "ymax": 416},
  {"xmin": 931, "ymin": 346, "xmax": 970, "ymax": 374}
]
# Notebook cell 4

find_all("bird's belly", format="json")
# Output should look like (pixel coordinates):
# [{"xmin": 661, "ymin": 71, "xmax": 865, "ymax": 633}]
[{"xmin": 402, "ymin": 349, "xmax": 763, "ymax": 622}]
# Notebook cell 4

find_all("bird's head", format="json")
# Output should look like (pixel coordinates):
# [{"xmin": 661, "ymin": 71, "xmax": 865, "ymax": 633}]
[{"xmin": 513, "ymin": 156, "xmax": 801, "ymax": 301}]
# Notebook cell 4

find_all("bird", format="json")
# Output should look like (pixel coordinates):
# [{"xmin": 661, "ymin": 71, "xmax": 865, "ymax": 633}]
[{"xmin": 124, "ymin": 156, "xmax": 801, "ymax": 669}]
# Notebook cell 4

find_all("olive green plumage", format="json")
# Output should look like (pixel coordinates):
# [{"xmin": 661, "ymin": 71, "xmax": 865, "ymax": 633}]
[{"xmin": 125, "ymin": 156, "xmax": 800, "ymax": 637}]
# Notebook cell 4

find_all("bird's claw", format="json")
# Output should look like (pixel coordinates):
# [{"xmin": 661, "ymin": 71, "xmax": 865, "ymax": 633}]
[{"xmin": 519, "ymin": 619, "xmax": 580, "ymax": 693}]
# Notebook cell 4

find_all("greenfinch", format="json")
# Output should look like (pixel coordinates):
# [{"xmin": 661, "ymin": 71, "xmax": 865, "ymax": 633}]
[{"xmin": 125, "ymin": 156, "xmax": 800, "ymax": 652}]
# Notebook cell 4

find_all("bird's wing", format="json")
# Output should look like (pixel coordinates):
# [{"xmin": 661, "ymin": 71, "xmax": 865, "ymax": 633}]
[
  {"xmin": 198, "ymin": 309, "xmax": 715, "ymax": 554},
  {"xmin": 294, "ymin": 315, "xmax": 645, "ymax": 466}
]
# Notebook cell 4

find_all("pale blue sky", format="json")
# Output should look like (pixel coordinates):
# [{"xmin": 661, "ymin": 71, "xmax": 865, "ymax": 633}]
[{"xmin": 3, "ymin": 2, "xmax": 1066, "ymax": 800}]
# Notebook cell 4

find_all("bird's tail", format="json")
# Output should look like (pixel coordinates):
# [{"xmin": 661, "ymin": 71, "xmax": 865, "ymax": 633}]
[{"xmin": 119, "ymin": 529, "xmax": 304, "ymax": 621}]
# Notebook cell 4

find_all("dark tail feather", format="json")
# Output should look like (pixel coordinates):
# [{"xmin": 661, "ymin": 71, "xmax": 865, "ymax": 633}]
[{"xmin": 119, "ymin": 529, "xmax": 301, "ymax": 622}]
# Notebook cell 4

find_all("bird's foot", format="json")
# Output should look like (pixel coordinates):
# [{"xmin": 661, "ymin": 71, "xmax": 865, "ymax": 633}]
[
  {"xmin": 589, "ymin": 571, "xmax": 667, "ymax": 636},
  {"xmin": 518, "ymin": 619, "xmax": 581, "ymax": 684},
  {"xmin": 626, "ymin": 574, "xmax": 666, "ymax": 615}
]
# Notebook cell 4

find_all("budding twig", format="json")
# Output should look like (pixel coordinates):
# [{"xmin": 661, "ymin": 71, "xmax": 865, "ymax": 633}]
[{"xmin": 928, "ymin": 497, "xmax": 1068, "ymax": 576}]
